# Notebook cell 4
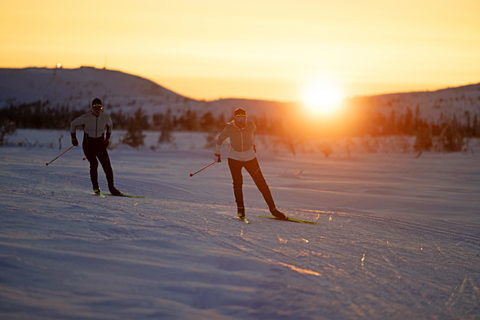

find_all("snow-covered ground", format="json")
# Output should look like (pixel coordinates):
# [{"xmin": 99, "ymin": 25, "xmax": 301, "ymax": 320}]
[{"xmin": 1, "ymin": 130, "xmax": 480, "ymax": 319}]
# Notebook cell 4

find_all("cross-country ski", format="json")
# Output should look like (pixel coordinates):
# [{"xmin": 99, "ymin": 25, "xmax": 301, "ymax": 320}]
[
  {"xmin": 102, "ymin": 193, "xmax": 146, "ymax": 198},
  {"xmin": 258, "ymin": 215, "xmax": 318, "ymax": 225}
]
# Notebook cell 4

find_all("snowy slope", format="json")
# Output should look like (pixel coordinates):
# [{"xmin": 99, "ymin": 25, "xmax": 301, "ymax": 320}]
[
  {"xmin": 353, "ymin": 83, "xmax": 480, "ymax": 122},
  {"xmin": 0, "ymin": 67, "xmax": 181, "ymax": 104},
  {"xmin": 0, "ymin": 131, "xmax": 479, "ymax": 319}
]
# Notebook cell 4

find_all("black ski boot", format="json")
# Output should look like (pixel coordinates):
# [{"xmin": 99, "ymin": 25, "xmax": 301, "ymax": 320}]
[
  {"xmin": 109, "ymin": 186, "xmax": 123, "ymax": 196},
  {"xmin": 93, "ymin": 187, "xmax": 101, "ymax": 195},
  {"xmin": 270, "ymin": 207, "xmax": 287, "ymax": 220}
]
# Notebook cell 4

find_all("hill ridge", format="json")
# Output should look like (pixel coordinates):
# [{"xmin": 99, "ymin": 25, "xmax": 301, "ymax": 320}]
[{"xmin": 0, "ymin": 67, "xmax": 479, "ymax": 121}]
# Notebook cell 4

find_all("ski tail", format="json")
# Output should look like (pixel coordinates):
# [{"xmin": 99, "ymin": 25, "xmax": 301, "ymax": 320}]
[
  {"xmin": 102, "ymin": 193, "xmax": 146, "ymax": 198},
  {"xmin": 258, "ymin": 215, "xmax": 318, "ymax": 225}
]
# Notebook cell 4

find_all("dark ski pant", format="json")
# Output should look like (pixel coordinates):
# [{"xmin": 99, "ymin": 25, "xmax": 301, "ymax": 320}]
[
  {"xmin": 83, "ymin": 136, "xmax": 114, "ymax": 190},
  {"xmin": 228, "ymin": 158, "xmax": 276, "ymax": 211}
]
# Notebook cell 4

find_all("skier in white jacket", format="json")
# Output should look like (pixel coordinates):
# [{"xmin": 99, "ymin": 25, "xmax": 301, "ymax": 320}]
[
  {"xmin": 214, "ymin": 107, "xmax": 286, "ymax": 221},
  {"xmin": 70, "ymin": 98, "xmax": 122, "ymax": 195}
]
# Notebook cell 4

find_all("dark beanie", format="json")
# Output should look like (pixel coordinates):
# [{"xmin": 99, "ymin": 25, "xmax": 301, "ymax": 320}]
[
  {"xmin": 92, "ymin": 98, "xmax": 102, "ymax": 107},
  {"xmin": 234, "ymin": 107, "xmax": 247, "ymax": 117}
]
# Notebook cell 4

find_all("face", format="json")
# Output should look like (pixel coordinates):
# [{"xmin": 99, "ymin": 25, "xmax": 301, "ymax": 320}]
[
  {"xmin": 92, "ymin": 105, "xmax": 103, "ymax": 116},
  {"xmin": 235, "ymin": 115, "xmax": 247, "ymax": 128}
]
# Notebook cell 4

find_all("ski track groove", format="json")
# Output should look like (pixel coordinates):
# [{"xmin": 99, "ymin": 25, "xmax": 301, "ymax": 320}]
[
  {"xmin": 295, "ymin": 208, "xmax": 480, "ymax": 243},
  {"xmin": 2, "ymin": 146, "xmax": 480, "ymax": 319}
]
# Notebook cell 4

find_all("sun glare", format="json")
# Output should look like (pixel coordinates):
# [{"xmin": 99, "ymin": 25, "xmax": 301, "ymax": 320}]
[{"xmin": 302, "ymin": 83, "xmax": 344, "ymax": 116}]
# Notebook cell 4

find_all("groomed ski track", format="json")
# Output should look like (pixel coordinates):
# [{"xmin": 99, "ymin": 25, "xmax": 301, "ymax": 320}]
[{"xmin": 1, "ymin": 133, "xmax": 479, "ymax": 319}]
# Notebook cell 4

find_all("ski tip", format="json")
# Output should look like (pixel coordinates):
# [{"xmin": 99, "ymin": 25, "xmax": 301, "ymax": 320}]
[
  {"xmin": 237, "ymin": 217, "xmax": 251, "ymax": 224},
  {"xmin": 189, "ymin": 173, "xmax": 193, "ymax": 177}
]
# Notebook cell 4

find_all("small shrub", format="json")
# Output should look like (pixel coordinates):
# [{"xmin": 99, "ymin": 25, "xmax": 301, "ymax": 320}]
[
  {"xmin": 361, "ymin": 136, "xmax": 379, "ymax": 153},
  {"xmin": 414, "ymin": 126, "xmax": 433, "ymax": 157},
  {"xmin": 204, "ymin": 132, "xmax": 217, "ymax": 149},
  {"xmin": 439, "ymin": 123, "xmax": 464, "ymax": 152},
  {"xmin": 158, "ymin": 109, "xmax": 174, "ymax": 144},
  {"xmin": 345, "ymin": 138, "xmax": 355, "ymax": 157},
  {"xmin": 121, "ymin": 108, "xmax": 147, "ymax": 149},
  {"xmin": 318, "ymin": 142, "xmax": 333, "ymax": 157},
  {"xmin": 0, "ymin": 120, "xmax": 16, "ymax": 146}
]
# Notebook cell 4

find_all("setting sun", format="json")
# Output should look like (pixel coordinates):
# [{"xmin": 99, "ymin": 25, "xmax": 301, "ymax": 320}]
[
  {"xmin": 1, "ymin": 0, "xmax": 479, "ymax": 100},
  {"xmin": 302, "ymin": 84, "xmax": 344, "ymax": 116}
]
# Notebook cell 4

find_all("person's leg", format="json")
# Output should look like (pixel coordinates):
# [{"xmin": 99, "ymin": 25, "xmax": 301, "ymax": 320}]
[
  {"xmin": 83, "ymin": 142, "xmax": 99, "ymax": 190},
  {"xmin": 244, "ymin": 158, "xmax": 286, "ymax": 219},
  {"xmin": 95, "ymin": 143, "xmax": 117, "ymax": 193},
  {"xmin": 228, "ymin": 158, "xmax": 245, "ymax": 217},
  {"xmin": 243, "ymin": 158, "xmax": 276, "ymax": 210}
]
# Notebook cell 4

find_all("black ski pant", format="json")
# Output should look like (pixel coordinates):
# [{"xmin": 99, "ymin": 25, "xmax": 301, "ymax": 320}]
[
  {"xmin": 82, "ymin": 135, "xmax": 114, "ymax": 190},
  {"xmin": 228, "ymin": 158, "xmax": 276, "ymax": 211}
]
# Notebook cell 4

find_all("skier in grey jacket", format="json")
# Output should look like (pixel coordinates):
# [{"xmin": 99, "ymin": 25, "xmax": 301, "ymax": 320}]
[
  {"xmin": 70, "ymin": 98, "xmax": 121, "ymax": 195},
  {"xmin": 215, "ymin": 107, "xmax": 286, "ymax": 220}
]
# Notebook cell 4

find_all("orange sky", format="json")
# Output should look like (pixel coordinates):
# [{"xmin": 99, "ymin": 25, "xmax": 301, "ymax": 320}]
[{"xmin": 1, "ymin": 0, "xmax": 479, "ymax": 101}]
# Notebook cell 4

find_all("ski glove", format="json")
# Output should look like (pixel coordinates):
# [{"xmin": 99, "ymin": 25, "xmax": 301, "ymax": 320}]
[
  {"xmin": 214, "ymin": 153, "xmax": 221, "ymax": 163},
  {"xmin": 71, "ymin": 133, "xmax": 78, "ymax": 146}
]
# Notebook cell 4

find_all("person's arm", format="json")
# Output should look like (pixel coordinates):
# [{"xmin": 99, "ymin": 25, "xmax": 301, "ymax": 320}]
[
  {"xmin": 105, "ymin": 115, "xmax": 113, "ymax": 147},
  {"xmin": 214, "ymin": 125, "xmax": 230, "ymax": 162},
  {"xmin": 70, "ymin": 115, "xmax": 84, "ymax": 146},
  {"xmin": 70, "ymin": 114, "xmax": 84, "ymax": 134}
]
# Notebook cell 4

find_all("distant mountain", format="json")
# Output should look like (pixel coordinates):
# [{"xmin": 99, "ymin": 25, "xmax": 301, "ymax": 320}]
[
  {"xmin": 0, "ymin": 67, "xmax": 479, "ymax": 122},
  {"xmin": 0, "ymin": 67, "xmax": 289, "ymax": 119},
  {"xmin": 0, "ymin": 66, "xmax": 185, "ymax": 109},
  {"xmin": 355, "ymin": 83, "xmax": 480, "ymax": 122}
]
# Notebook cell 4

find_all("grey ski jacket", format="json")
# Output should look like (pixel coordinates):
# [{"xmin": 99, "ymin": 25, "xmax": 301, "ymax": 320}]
[
  {"xmin": 70, "ymin": 112, "xmax": 113, "ymax": 138},
  {"xmin": 215, "ymin": 120, "xmax": 257, "ymax": 162}
]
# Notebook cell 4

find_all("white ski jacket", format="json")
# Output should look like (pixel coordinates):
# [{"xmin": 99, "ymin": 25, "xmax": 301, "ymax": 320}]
[
  {"xmin": 70, "ymin": 112, "xmax": 113, "ymax": 138},
  {"xmin": 215, "ymin": 121, "xmax": 256, "ymax": 162}
]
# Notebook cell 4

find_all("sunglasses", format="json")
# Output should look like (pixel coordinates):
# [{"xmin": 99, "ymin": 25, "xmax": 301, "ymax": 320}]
[{"xmin": 235, "ymin": 116, "xmax": 246, "ymax": 122}]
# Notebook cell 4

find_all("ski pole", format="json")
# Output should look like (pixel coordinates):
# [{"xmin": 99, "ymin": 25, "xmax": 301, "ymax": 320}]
[
  {"xmin": 189, "ymin": 161, "xmax": 216, "ymax": 177},
  {"xmin": 46, "ymin": 146, "xmax": 74, "ymax": 166}
]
